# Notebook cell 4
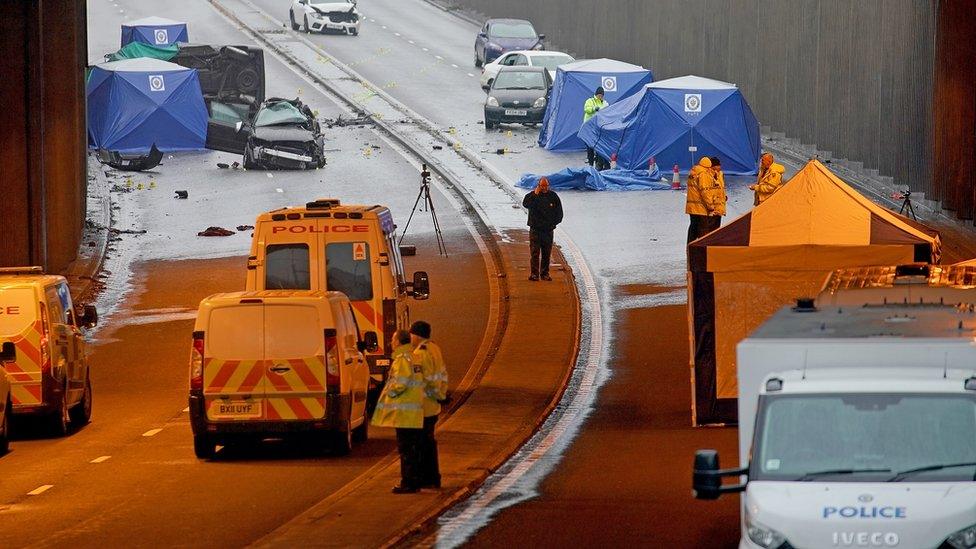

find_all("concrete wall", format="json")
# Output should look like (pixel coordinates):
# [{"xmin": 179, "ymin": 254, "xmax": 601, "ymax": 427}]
[
  {"xmin": 0, "ymin": 0, "xmax": 88, "ymax": 272},
  {"xmin": 460, "ymin": 0, "xmax": 937, "ymax": 193}
]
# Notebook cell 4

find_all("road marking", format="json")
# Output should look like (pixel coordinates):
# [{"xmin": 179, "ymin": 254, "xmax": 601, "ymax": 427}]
[
  {"xmin": 422, "ymin": 47, "xmax": 429, "ymax": 52},
  {"xmin": 275, "ymin": 188, "xmax": 284, "ymax": 193},
  {"xmin": 408, "ymin": 40, "xmax": 414, "ymax": 44},
  {"xmin": 381, "ymin": 25, "xmax": 387, "ymax": 29},
  {"xmin": 394, "ymin": 32, "xmax": 400, "ymax": 37},
  {"xmin": 27, "ymin": 485, "xmax": 53, "ymax": 496},
  {"xmin": 467, "ymin": 73, "xmax": 475, "ymax": 78},
  {"xmin": 142, "ymin": 428, "xmax": 163, "ymax": 437},
  {"xmin": 369, "ymin": 18, "xmax": 375, "ymax": 22},
  {"xmin": 183, "ymin": 406, "xmax": 190, "ymax": 413},
  {"xmin": 90, "ymin": 456, "xmax": 111, "ymax": 464},
  {"xmin": 434, "ymin": 55, "xmax": 443, "ymax": 60},
  {"xmin": 451, "ymin": 63, "xmax": 458, "ymax": 68}
]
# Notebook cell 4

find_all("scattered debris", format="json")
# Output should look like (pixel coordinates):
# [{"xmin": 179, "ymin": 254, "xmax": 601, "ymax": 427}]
[
  {"xmin": 495, "ymin": 148, "xmax": 506, "ymax": 155},
  {"xmin": 236, "ymin": 225, "xmax": 255, "ymax": 232},
  {"xmin": 324, "ymin": 113, "xmax": 374, "ymax": 128},
  {"xmin": 109, "ymin": 228, "xmax": 147, "ymax": 235},
  {"xmin": 175, "ymin": 190, "xmax": 189, "ymax": 199},
  {"xmin": 197, "ymin": 226, "xmax": 235, "ymax": 237},
  {"xmin": 217, "ymin": 161, "xmax": 243, "ymax": 170},
  {"xmin": 95, "ymin": 144, "xmax": 163, "ymax": 171},
  {"xmin": 110, "ymin": 184, "xmax": 134, "ymax": 194}
]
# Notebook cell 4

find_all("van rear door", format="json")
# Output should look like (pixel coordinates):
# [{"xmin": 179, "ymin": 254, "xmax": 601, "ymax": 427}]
[
  {"xmin": 263, "ymin": 303, "xmax": 327, "ymax": 421},
  {"xmin": 204, "ymin": 304, "xmax": 266, "ymax": 421},
  {"xmin": 0, "ymin": 287, "xmax": 43, "ymax": 407},
  {"xmin": 257, "ymin": 220, "xmax": 322, "ymax": 291}
]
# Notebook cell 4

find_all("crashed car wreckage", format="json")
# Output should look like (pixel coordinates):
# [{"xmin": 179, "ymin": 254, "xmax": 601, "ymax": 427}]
[
  {"xmin": 241, "ymin": 98, "xmax": 327, "ymax": 170},
  {"xmin": 291, "ymin": 1, "xmax": 361, "ymax": 35}
]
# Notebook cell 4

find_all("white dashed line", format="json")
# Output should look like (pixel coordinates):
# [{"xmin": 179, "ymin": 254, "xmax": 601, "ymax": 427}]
[
  {"xmin": 369, "ymin": 18, "xmax": 375, "ymax": 22},
  {"xmin": 467, "ymin": 73, "xmax": 475, "ymax": 77},
  {"xmin": 142, "ymin": 428, "xmax": 163, "ymax": 437},
  {"xmin": 183, "ymin": 406, "xmax": 190, "ymax": 413},
  {"xmin": 27, "ymin": 485, "xmax": 53, "ymax": 496},
  {"xmin": 435, "ymin": 55, "xmax": 443, "ymax": 60},
  {"xmin": 422, "ymin": 47, "xmax": 429, "ymax": 52},
  {"xmin": 381, "ymin": 25, "xmax": 387, "ymax": 29},
  {"xmin": 90, "ymin": 456, "xmax": 111, "ymax": 464},
  {"xmin": 276, "ymin": 188, "xmax": 284, "ymax": 193},
  {"xmin": 408, "ymin": 40, "xmax": 414, "ymax": 44},
  {"xmin": 394, "ymin": 32, "xmax": 401, "ymax": 37},
  {"xmin": 451, "ymin": 63, "xmax": 458, "ymax": 68}
]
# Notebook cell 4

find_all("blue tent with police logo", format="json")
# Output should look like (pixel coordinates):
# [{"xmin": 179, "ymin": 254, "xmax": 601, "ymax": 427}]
[
  {"xmin": 87, "ymin": 58, "xmax": 208, "ymax": 153},
  {"xmin": 121, "ymin": 16, "xmax": 189, "ymax": 47},
  {"xmin": 578, "ymin": 75, "xmax": 760, "ymax": 175},
  {"xmin": 538, "ymin": 58, "xmax": 653, "ymax": 152}
]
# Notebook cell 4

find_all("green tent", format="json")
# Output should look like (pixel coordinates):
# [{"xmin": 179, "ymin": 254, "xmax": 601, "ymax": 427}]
[{"xmin": 105, "ymin": 42, "xmax": 179, "ymax": 62}]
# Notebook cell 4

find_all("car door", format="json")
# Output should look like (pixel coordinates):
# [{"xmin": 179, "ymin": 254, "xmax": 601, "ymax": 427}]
[
  {"xmin": 205, "ymin": 100, "xmax": 252, "ymax": 154},
  {"xmin": 56, "ymin": 282, "xmax": 86, "ymax": 404},
  {"xmin": 43, "ymin": 286, "xmax": 71, "ymax": 394},
  {"xmin": 263, "ymin": 302, "xmax": 327, "ymax": 421},
  {"xmin": 203, "ymin": 303, "xmax": 266, "ymax": 422}
]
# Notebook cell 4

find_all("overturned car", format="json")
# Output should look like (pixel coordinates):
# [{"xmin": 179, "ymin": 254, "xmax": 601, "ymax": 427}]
[
  {"xmin": 290, "ymin": 1, "xmax": 361, "ymax": 35},
  {"xmin": 241, "ymin": 98, "xmax": 326, "ymax": 170}
]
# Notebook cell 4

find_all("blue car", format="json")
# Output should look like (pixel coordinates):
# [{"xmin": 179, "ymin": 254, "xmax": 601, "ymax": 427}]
[{"xmin": 474, "ymin": 19, "xmax": 545, "ymax": 68}]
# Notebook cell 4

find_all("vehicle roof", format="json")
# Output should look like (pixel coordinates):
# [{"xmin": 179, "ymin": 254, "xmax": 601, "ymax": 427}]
[
  {"xmin": 496, "ymin": 65, "xmax": 548, "ymax": 73},
  {"xmin": 496, "ymin": 50, "xmax": 572, "ymax": 58},
  {"xmin": 203, "ymin": 290, "xmax": 345, "ymax": 302},
  {"xmin": 761, "ymin": 368, "xmax": 974, "ymax": 395},
  {"xmin": 486, "ymin": 18, "xmax": 533, "ymax": 25},
  {"xmin": 0, "ymin": 273, "xmax": 65, "ymax": 288},
  {"xmin": 750, "ymin": 303, "xmax": 976, "ymax": 340},
  {"xmin": 820, "ymin": 265, "xmax": 976, "ymax": 306},
  {"xmin": 255, "ymin": 202, "xmax": 395, "ymax": 233}
]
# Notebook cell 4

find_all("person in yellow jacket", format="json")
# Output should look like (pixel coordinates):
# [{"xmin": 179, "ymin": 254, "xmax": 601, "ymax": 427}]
[
  {"xmin": 708, "ymin": 156, "xmax": 728, "ymax": 218},
  {"xmin": 410, "ymin": 320, "xmax": 448, "ymax": 489},
  {"xmin": 583, "ymin": 86, "xmax": 608, "ymax": 167},
  {"xmin": 686, "ymin": 156, "xmax": 721, "ymax": 243},
  {"xmin": 372, "ymin": 329, "xmax": 425, "ymax": 493},
  {"xmin": 749, "ymin": 152, "xmax": 786, "ymax": 205}
]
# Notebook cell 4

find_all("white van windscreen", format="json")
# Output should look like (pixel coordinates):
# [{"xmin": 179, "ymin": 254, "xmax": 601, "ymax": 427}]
[
  {"xmin": 0, "ymin": 288, "xmax": 37, "ymax": 337},
  {"xmin": 208, "ymin": 306, "xmax": 263, "ymax": 359},
  {"xmin": 264, "ymin": 305, "xmax": 323, "ymax": 358},
  {"xmin": 326, "ymin": 242, "xmax": 373, "ymax": 300},
  {"xmin": 265, "ymin": 244, "xmax": 310, "ymax": 290}
]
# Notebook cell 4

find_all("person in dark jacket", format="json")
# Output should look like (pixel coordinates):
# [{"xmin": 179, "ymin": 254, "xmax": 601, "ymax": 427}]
[{"xmin": 522, "ymin": 177, "xmax": 563, "ymax": 281}]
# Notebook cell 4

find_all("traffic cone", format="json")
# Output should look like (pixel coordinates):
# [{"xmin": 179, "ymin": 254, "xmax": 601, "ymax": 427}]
[{"xmin": 671, "ymin": 164, "xmax": 681, "ymax": 189}]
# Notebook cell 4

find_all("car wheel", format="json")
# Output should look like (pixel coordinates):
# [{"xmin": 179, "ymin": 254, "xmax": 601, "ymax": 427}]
[
  {"xmin": 290, "ymin": 10, "xmax": 299, "ymax": 31},
  {"xmin": 350, "ymin": 27, "xmax": 359, "ymax": 36},
  {"xmin": 193, "ymin": 434, "xmax": 215, "ymax": 459},
  {"xmin": 332, "ymin": 417, "xmax": 353, "ymax": 455},
  {"xmin": 0, "ymin": 398, "xmax": 10, "ymax": 455},
  {"xmin": 485, "ymin": 118, "xmax": 495, "ymax": 130},
  {"xmin": 304, "ymin": 15, "xmax": 311, "ymax": 34},
  {"xmin": 50, "ymin": 384, "xmax": 70, "ymax": 437},
  {"xmin": 69, "ymin": 374, "xmax": 92, "ymax": 427},
  {"xmin": 352, "ymin": 411, "xmax": 368, "ymax": 443},
  {"xmin": 474, "ymin": 50, "xmax": 482, "ymax": 68}
]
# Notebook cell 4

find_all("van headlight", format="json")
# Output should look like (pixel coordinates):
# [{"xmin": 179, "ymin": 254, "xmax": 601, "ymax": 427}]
[
  {"xmin": 946, "ymin": 523, "xmax": 976, "ymax": 549},
  {"xmin": 487, "ymin": 96, "xmax": 499, "ymax": 107},
  {"xmin": 533, "ymin": 97, "xmax": 546, "ymax": 108},
  {"xmin": 745, "ymin": 507, "xmax": 787, "ymax": 548}
]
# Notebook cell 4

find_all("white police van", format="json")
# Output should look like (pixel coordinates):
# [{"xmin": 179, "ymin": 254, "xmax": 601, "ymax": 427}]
[{"xmin": 693, "ymin": 291, "xmax": 976, "ymax": 548}]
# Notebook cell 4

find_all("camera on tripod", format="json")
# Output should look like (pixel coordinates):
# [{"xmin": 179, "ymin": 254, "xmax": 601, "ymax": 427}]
[
  {"xmin": 421, "ymin": 164, "xmax": 431, "ymax": 184},
  {"xmin": 398, "ymin": 163, "xmax": 448, "ymax": 256}
]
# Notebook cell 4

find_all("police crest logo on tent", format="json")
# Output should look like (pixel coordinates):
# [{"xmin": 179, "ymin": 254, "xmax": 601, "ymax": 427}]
[
  {"xmin": 148, "ymin": 74, "xmax": 165, "ymax": 92},
  {"xmin": 685, "ymin": 93, "xmax": 702, "ymax": 113},
  {"xmin": 154, "ymin": 29, "xmax": 169, "ymax": 45},
  {"xmin": 601, "ymin": 76, "xmax": 617, "ymax": 92}
]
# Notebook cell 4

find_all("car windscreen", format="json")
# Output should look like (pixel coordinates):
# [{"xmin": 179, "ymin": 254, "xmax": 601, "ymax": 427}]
[
  {"xmin": 265, "ymin": 244, "xmax": 311, "ymax": 290},
  {"xmin": 531, "ymin": 54, "xmax": 573, "ymax": 71},
  {"xmin": 326, "ymin": 242, "xmax": 372, "ymax": 301},
  {"xmin": 0, "ymin": 288, "xmax": 36, "ymax": 337},
  {"xmin": 489, "ymin": 22, "xmax": 537, "ymax": 39},
  {"xmin": 492, "ymin": 71, "xmax": 547, "ymax": 90},
  {"xmin": 754, "ymin": 393, "xmax": 976, "ymax": 482},
  {"xmin": 254, "ymin": 101, "xmax": 308, "ymax": 127}
]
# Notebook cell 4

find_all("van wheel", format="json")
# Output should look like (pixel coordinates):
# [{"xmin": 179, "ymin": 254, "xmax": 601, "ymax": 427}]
[
  {"xmin": 69, "ymin": 375, "xmax": 92, "ymax": 427},
  {"xmin": 289, "ymin": 10, "xmax": 299, "ymax": 30},
  {"xmin": 0, "ymin": 398, "xmax": 10, "ymax": 454},
  {"xmin": 352, "ymin": 413, "xmax": 368, "ymax": 443},
  {"xmin": 332, "ymin": 421, "xmax": 353, "ymax": 455},
  {"xmin": 193, "ymin": 434, "xmax": 215, "ymax": 459},
  {"xmin": 49, "ymin": 384, "xmax": 70, "ymax": 437}
]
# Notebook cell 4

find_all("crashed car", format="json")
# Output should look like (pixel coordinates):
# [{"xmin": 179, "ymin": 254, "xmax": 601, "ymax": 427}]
[
  {"xmin": 290, "ymin": 0, "xmax": 361, "ymax": 35},
  {"xmin": 242, "ymin": 98, "xmax": 326, "ymax": 170}
]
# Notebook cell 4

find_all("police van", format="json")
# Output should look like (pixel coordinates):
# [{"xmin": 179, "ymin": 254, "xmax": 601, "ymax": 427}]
[
  {"xmin": 244, "ymin": 198, "xmax": 429, "ymax": 400},
  {"xmin": 0, "ymin": 267, "xmax": 97, "ymax": 436},
  {"xmin": 189, "ymin": 290, "xmax": 371, "ymax": 458}
]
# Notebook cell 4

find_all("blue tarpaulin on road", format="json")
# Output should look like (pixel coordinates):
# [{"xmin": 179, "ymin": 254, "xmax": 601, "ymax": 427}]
[
  {"xmin": 516, "ymin": 166, "xmax": 669, "ymax": 192},
  {"xmin": 121, "ymin": 16, "xmax": 188, "ymax": 47},
  {"xmin": 87, "ymin": 58, "xmax": 208, "ymax": 153},
  {"xmin": 538, "ymin": 59, "xmax": 653, "ymax": 152},
  {"xmin": 578, "ymin": 75, "xmax": 761, "ymax": 175}
]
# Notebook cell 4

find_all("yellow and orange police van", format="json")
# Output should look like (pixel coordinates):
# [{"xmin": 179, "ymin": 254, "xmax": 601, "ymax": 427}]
[
  {"xmin": 0, "ymin": 267, "xmax": 97, "ymax": 436},
  {"xmin": 244, "ymin": 198, "xmax": 429, "ymax": 402},
  {"xmin": 189, "ymin": 290, "xmax": 371, "ymax": 458},
  {"xmin": 0, "ymin": 343, "xmax": 13, "ymax": 453}
]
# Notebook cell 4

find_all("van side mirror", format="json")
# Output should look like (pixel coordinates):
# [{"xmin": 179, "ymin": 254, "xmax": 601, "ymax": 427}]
[
  {"xmin": 692, "ymin": 449, "xmax": 747, "ymax": 500},
  {"xmin": 0, "ymin": 342, "xmax": 16, "ymax": 363},
  {"xmin": 78, "ymin": 305, "xmax": 98, "ymax": 328},
  {"xmin": 410, "ymin": 271, "xmax": 430, "ymax": 300},
  {"xmin": 360, "ymin": 331, "xmax": 379, "ymax": 352}
]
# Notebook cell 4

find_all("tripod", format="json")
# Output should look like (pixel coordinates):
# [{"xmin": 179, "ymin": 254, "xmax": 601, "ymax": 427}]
[
  {"xmin": 399, "ymin": 163, "xmax": 448, "ymax": 256},
  {"xmin": 898, "ymin": 189, "xmax": 918, "ymax": 221}
]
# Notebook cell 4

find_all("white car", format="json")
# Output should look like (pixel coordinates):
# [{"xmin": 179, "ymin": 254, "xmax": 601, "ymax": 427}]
[
  {"xmin": 480, "ymin": 50, "xmax": 574, "ymax": 91},
  {"xmin": 289, "ymin": 0, "xmax": 361, "ymax": 36}
]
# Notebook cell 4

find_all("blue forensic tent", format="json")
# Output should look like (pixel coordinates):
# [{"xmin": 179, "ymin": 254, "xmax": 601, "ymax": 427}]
[
  {"xmin": 578, "ymin": 75, "xmax": 761, "ymax": 175},
  {"xmin": 538, "ymin": 59, "xmax": 653, "ymax": 152},
  {"xmin": 121, "ymin": 16, "xmax": 188, "ymax": 47},
  {"xmin": 87, "ymin": 58, "xmax": 208, "ymax": 153},
  {"xmin": 516, "ymin": 166, "xmax": 668, "ymax": 192}
]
